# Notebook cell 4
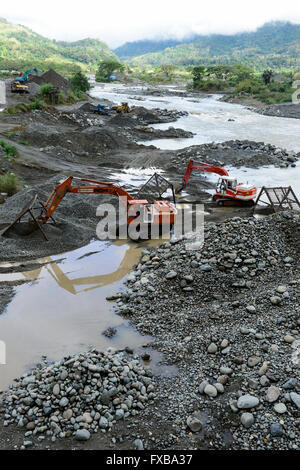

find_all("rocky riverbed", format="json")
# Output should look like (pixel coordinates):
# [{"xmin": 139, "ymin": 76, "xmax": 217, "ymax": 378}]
[
  {"xmin": 110, "ymin": 211, "xmax": 300, "ymax": 450},
  {"xmin": 222, "ymin": 95, "xmax": 300, "ymax": 120}
]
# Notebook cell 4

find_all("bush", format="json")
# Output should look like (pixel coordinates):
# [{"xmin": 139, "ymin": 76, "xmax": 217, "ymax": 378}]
[
  {"xmin": 65, "ymin": 90, "xmax": 77, "ymax": 104},
  {"xmin": 0, "ymin": 140, "xmax": 18, "ymax": 158},
  {"xmin": 18, "ymin": 139, "xmax": 29, "ymax": 145},
  {"xmin": 30, "ymin": 99, "xmax": 44, "ymax": 110},
  {"xmin": 40, "ymin": 83, "xmax": 54, "ymax": 98},
  {"xmin": 0, "ymin": 172, "xmax": 22, "ymax": 195},
  {"xmin": 236, "ymin": 79, "xmax": 265, "ymax": 94},
  {"xmin": 193, "ymin": 78, "xmax": 225, "ymax": 91},
  {"xmin": 5, "ymin": 100, "xmax": 45, "ymax": 114}
]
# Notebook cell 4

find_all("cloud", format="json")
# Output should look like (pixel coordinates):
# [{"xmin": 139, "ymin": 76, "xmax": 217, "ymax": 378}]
[{"xmin": 1, "ymin": 0, "xmax": 300, "ymax": 47}]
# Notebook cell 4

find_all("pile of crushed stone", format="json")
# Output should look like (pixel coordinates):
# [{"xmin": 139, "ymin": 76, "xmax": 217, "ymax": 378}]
[
  {"xmin": 31, "ymin": 69, "xmax": 70, "ymax": 93},
  {"xmin": 0, "ymin": 348, "xmax": 155, "ymax": 446},
  {"xmin": 0, "ymin": 175, "xmax": 116, "ymax": 262}
]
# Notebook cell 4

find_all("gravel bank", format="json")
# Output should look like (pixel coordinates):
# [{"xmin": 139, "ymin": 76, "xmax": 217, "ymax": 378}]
[
  {"xmin": 222, "ymin": 95, "xmax": 300, "ymax": 120},
  {"xmin": 111, "ymin": 211, "xmax": 300, "ymax": 449}
]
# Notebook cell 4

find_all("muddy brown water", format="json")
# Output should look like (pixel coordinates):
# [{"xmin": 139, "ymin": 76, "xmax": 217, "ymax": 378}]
[{"xmin": 0, "ymin": 238, "xmax": 178, "ymax": 390}]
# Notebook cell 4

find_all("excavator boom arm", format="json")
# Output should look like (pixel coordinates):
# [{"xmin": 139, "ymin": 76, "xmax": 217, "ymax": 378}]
[
  {"xmin": 182, "ymin": 160, "xmax": 229, "ymax": 188},
  {"xmin": 40, "ymin": 177, "xmax": 134, "ymax": 224}
]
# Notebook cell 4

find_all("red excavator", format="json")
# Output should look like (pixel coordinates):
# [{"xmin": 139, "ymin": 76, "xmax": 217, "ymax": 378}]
[
  {"xmin": 180, "ymin": 160, "xmax": 257, "ymax": 206},
  {"xmin": 39, "ymin": 176, "xmax": 177, "ymax": 236}
]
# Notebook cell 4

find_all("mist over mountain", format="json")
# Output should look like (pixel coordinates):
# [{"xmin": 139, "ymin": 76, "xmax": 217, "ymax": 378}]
[{"xmin": 114, "ymin": 22, "xmax": 300, "ymax": 69}]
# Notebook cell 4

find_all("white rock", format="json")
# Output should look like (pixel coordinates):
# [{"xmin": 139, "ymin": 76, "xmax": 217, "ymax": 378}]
[
  {"xmin": 204, "ymin": 384, "xmax": 218, "ymax": 398},
  {"xmin": 274, "ymin": 403, "xmax": 287, "ymax": 414}
]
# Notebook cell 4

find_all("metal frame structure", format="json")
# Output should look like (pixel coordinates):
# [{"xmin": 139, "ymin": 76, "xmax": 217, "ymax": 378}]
[
  {"xmin": 136, "ymin": 172, "xmax": 176, "ymax": 204},
  {"xmin": 254, "ymin": 186, "xmax": 300, "ymax": 212},
  {"xmin": 0, "ymin": 194, "xmax": 55, "ymax": 240}
]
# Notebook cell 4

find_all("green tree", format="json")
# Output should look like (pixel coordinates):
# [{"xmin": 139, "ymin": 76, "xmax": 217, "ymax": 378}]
[
  {"xmin": 262, "ymin": 69, "xmax": 273, "ymax": 85},
  {"xmin": 96, "ymin": 60, "xmax": 124, "ymax": 82},
  {"xmin": 159, "ymin": 64, "xmax": 176, "ymax": 78},
  {"xmin": 192, "ymin": 66, "xmax": 206, "ymax": 88},
  {"xmin": 71, "ymin": 71, "xmax": 90, "ymax": 93}
]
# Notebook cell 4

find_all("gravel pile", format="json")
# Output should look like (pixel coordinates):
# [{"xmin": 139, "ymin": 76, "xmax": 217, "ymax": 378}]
[
  {"xmin": 130, "ymin": 107, "xmax": 188, "ymax": 124},
  {"xmin": 0, "ymin": 348, "xmax": 155, "ymax": 447},
  {"xmin": 31, "ymin": 69, "xmax": 70, "ymax": 93},
  {"xmin": 112, "ymin": 211, "xmax": 300, "ymax": 449},
  {"xmin": 170, "ymin": 140, "xmax": 300, "ymax": 171},
  {"xmin": 0, "ymin": 175, "xmax": 115, "ymax": 262},
  {"xmin": 257, "ymin": 103, "xmax": 300, "ymax": 120}
]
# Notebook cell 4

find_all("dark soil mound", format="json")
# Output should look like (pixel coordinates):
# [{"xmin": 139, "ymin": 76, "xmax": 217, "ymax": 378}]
[
  {"xmin": 31, "ymin": 69, "xmax": 70, "ymax": 93},
  {"xmin": 0, "ymin": 176, "xmax": 117, "ymax": 262}
]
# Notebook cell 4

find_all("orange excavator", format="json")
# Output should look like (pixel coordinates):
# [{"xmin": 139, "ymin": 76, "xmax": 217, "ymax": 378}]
[
  {"xmin": 180, "ymin": 160, "xmax": 257, "ymax": 206},
  {"xmin": 38, "ymin": 176, "xmax": 177, "ymax": 236}
]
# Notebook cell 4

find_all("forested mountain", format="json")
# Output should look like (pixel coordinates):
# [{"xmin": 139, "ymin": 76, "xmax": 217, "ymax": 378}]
[
  {"xmin": 125, "ymin": 22, "xmax": 300, "ymax": 70},
  {"xmin": 0, "ymin": 18, "xmax": 118, "ymax": 73},
  {"xmin": 113, "ymin": 37, "xmax": 196, "ymax": 59}
]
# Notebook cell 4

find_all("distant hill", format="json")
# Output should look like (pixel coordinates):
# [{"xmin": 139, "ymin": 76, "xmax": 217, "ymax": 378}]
[
  {"xmin": 113, "ymin": 37, "xmax": 196, "ymax": 59},
  {"xmin": 0, "ymin": 18, "xmax": 119, "ymax": 74},
  {"xmin": 126, "ymin": 22, "xmax": 300, "ymax": 70},
  {"xmin": 56, "ymin": 38, "xmax": 118, "ymax": 65}
]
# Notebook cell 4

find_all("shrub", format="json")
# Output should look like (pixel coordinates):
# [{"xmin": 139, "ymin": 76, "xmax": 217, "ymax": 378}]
[
  {"xmin": 40, "ymin": 83, "xmax": 54, "ymax": 98},
  {"xmin": 5, "ymin": 101, "xmax": 45, "ymax": 114},
  {"xmin": 0, "ymin": 172, "xmax": 22, "ymax": 195},
  {"xmin": 0, "ymin": 140, "xmax": 18, "ymax": 158},
  {"xmin": 30, "ymin": 99, "xmax": 44, "ymax": 110},
  {"xmin": 66, "ymin": 90, "xmax": 77, "ymax": 104}
]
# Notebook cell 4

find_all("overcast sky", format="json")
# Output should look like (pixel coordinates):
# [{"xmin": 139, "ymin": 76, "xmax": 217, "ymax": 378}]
[{"xmin": 1, "ymin": 0, "xmax": 300, "ymax": 48}]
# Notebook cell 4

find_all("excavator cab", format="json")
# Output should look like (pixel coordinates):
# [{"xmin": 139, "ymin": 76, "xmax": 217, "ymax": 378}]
[{"xmin": 217, "ymin": 177, "xmax": 237, "ymax": 194}]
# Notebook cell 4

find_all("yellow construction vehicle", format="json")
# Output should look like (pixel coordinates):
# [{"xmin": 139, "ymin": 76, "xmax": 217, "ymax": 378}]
[
  {"xmin": 116, "ymin": 102, "xmax": 130, "ymax": 113},
  {"xmin": 11, "ymin": 81, "xmax": 29, "ymax": 94}
]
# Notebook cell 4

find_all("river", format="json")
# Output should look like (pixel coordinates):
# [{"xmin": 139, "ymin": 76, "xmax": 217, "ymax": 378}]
[{"xmin": 91, "ymin": 83, "xmax": 300, "ymax": 198}]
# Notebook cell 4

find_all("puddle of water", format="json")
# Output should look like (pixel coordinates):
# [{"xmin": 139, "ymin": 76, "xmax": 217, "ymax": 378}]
[
  {"xmin": 110, "ymin": 167, "xmax": 164, "ymax": 188},
  {"xmin": 0, "ymin": 237, "xmax": 169, "ymax": 390}
]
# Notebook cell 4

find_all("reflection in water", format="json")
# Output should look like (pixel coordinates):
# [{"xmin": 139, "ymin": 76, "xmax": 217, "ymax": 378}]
[{"xmin": 0, "ymin": 238, "xmax": 164, "ymax": 389}]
